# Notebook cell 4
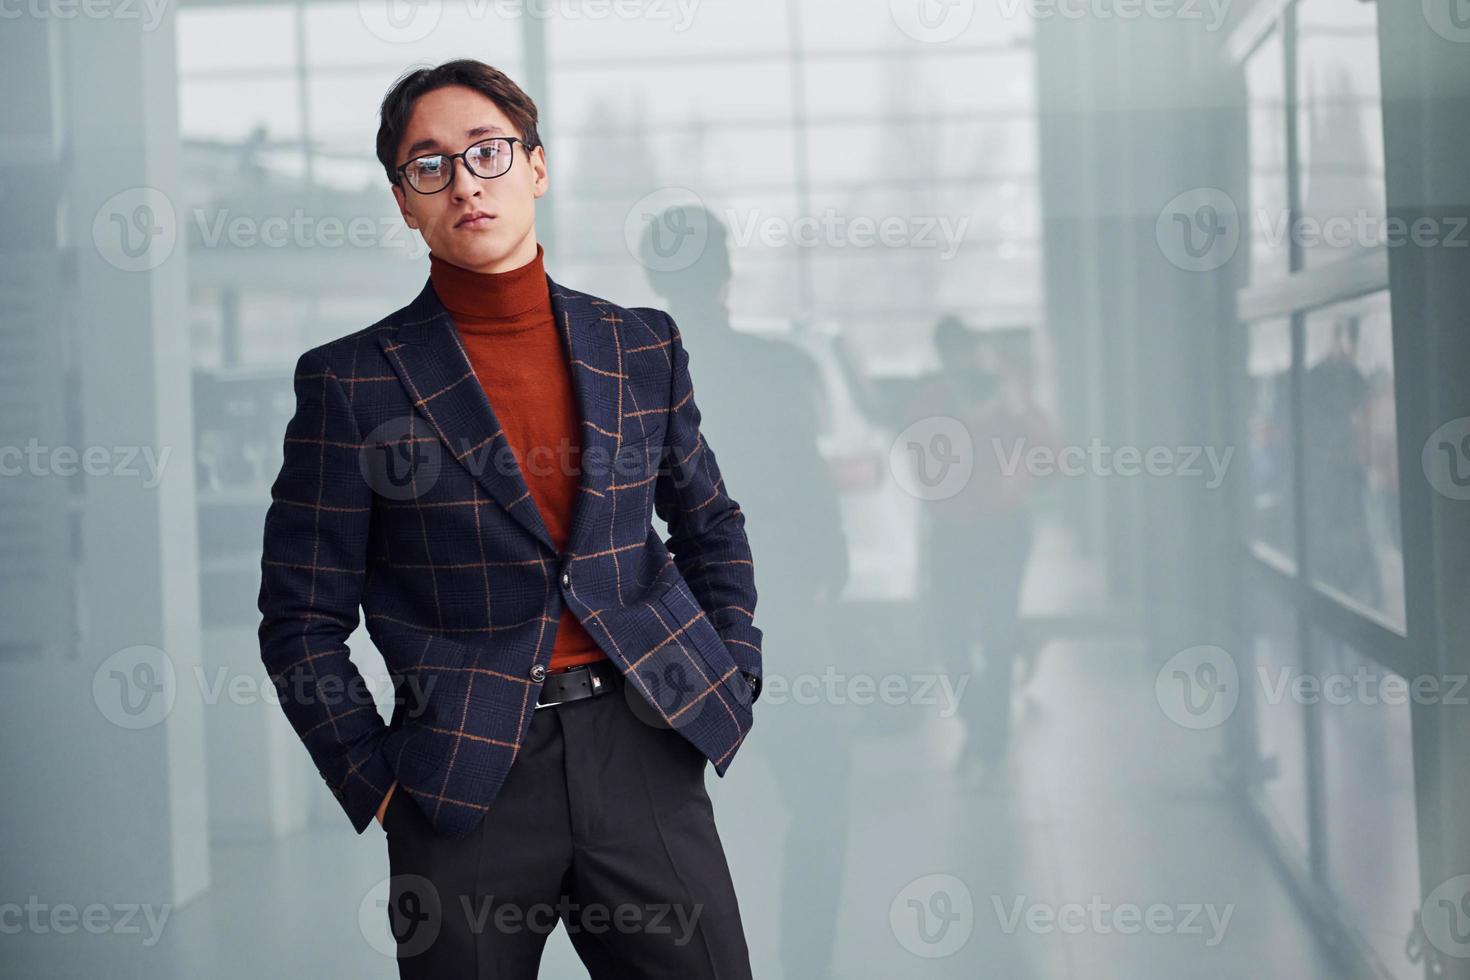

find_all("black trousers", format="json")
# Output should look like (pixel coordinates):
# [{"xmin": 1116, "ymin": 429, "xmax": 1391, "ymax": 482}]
[{"xmin": 381, "ymin": 667, "xmax": 754, "ymax": 979}]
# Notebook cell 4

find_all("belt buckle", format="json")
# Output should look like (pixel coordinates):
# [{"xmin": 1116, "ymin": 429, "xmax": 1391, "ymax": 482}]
[{"xmin": 534, "ymin": 663, "xmax": 608, "ymax": 710}]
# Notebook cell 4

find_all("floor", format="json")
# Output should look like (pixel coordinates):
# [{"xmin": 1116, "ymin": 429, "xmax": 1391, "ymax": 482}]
[{"xmin": 4, "ymin": 629, "xmax": 1341, "ymax": 979}]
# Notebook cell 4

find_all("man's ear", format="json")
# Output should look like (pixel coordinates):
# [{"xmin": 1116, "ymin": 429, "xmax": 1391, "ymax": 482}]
[
  {"xmin": 392, "ymin": 183, "xmax": 420, "ymax": 230},
  {"xmin": 529, "ymin": 145, "xmax": 549, "ymax": 200}
]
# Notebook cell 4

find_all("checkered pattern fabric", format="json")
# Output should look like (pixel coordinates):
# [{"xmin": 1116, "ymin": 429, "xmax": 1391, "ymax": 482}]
[{"xmin": 257, "ymin": 275, "xmax": 762, "ymax": 839}]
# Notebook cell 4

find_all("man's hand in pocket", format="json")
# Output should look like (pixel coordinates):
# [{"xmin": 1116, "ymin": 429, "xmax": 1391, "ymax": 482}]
[{"xmin": 376, "ymin": 781, "xmax": 397, "ymax": 827}]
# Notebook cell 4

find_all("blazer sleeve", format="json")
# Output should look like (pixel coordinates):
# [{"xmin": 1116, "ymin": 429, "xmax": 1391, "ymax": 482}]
[
  {"xmin": 652, "ymin": 311, "xmax": 764, "ymax": 695},
  {"xmin": 257, "ymin": 349, "xmax": 394, "ymax": 834}
]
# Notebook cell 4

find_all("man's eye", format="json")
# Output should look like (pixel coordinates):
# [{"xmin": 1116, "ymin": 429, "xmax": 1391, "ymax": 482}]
[
  {"xmin": 416, "ymin": 157, "xmax": 446, "ymax": 174},
  {"xmin": 469, "ymin": 145, "xmax": 499, "ymax": 163}
]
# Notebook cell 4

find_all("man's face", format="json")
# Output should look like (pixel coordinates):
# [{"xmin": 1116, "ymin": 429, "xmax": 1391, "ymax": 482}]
[{"xmin": 391, "ymin": 84, "xmax": 548, "ymax": 273}]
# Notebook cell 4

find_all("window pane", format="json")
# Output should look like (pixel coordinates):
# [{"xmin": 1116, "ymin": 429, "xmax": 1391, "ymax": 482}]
[
  {"xmin": 1245, "ymin": 27, "xmax": 1288, "ymax": 283},
  {"xmin": 539, "ymin": 5, "xmax": 1044, "ymax": 385},
  {"xmin": 306, "ymin": 71, "xmax": 388, "ymax": 147},
  {"xmin": 178, "ymin": 6, "xmax": 298, "ymax": 73},
  {"xmin": 805, "ymin": 118, "xmax": 1036, "ymax": 182},
  {"xmin": 1301, "ymin": 291, "xmax": 1403, "ymax": 627},
  {"xmin": 1251, "ymin": 582, "xmax": 1309, "ymax": 851},
  {"xmin": 179, "ymin": 78, "xmax": 303, "ymax": 145},
  {"xmin": 550, "ymin": 126, "xmax": 800, "ymax": 195},
  {"xmin": 1295, "ymin": 0, "xmax": 1386, "ymax": 269},
  {"xmin": 807, "ymin": 242, "xmax": 1041, "ymax": 325},
  {"xmin": 302, "ymin": 2, "xmax": 521, "ymax": 69},
  {"xmin": 1246, "ymin": 318, "xmax": 1294, "ymax": 561},
  {"xmin": 233, "ymin": 291, "xmax": 313, "ymax": 367},
  {"xmin": 548, "ymin": 0, "xmax": 784, "ymax": 60},
  {"xmin": 799, "ymin": 0, "xmax": 1033, "ymax": 49},
  {"xmin": 550, "ymin": 63, "xmax": 793, "ymax": 130},
  {"xmin": 1315, "ymin": 631, "xmax": 1421, "ymax": 980},
  {"xmin": 803, "ymin": 51, "xmax": 1034, "ymax": 118}
]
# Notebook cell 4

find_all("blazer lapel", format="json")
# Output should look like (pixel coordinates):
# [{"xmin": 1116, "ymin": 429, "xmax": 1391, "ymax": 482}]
[
  {"xmin": 552, "ymin": 277, "xmax": 623, "ymax": 562},
  {"xmin": 378, "ymin": 274, "xmax": 624, "ymax": 561},
  {"xmin": 379, "ymin": 278, "xmax": 554, "ymax": 551}
]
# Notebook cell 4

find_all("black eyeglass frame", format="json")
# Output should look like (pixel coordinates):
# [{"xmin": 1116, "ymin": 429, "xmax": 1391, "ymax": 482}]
[{"xmin": 395, "ymin": 137, "xmax": 533, "ymax": 195}]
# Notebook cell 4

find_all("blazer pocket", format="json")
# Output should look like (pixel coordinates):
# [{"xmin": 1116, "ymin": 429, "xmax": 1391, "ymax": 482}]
[{"xmin": 655, "ymin": 583, "xmax": 754, "ymax": 719}]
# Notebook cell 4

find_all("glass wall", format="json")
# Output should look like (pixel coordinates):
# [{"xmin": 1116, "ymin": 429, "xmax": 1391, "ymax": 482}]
[
  {"xmin": 1300, "ymin": 291, "xmax": 1402, "ymax": 628},
  {"xmin": 1245, "ymin": 317, "xmax": 1294, "ymax": 562},
  {"xmin": 1245, "ymin": 26, "xmax": 1288, "ymax": 284},
  {"xmin": 1233, "ymin": 3, "xmax": 1418, "ymax": 976},
  {"xmin": 1250, "ymin": 581, "xmax": 1310, "ymax": 851},
  {"xmin": 1315, "ymin": 630, "xmax": 1420, "ymax": 980},
  {"xmin": 1293, "ymin": 0, "xmax": 1385, "ymax": 270}
]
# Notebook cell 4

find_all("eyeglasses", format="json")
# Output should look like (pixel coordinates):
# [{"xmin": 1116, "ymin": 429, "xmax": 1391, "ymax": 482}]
[{"xmin": 395, "ymin": 137, "xmax": 531, "ymax": 195}]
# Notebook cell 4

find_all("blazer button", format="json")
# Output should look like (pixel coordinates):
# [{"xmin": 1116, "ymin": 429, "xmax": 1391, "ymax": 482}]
[
  {"xmin": 530, "ymin": 663, "xmax": 547, "ymax": 682},
  {"xmin": 560, "ymin": 570, "xmax": 571, "ymax": 588}
]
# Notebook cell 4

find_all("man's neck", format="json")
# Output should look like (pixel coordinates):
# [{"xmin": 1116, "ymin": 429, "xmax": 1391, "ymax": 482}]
[
  {"xmin": 430, "ymin": 241, "xmax": 548, "ymax": 323},
  {"xmin": 463, "ymin": 233, "xmax": 540, "ymax": 275}
]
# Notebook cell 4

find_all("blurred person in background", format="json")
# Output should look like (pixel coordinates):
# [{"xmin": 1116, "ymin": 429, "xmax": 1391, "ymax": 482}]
[
  {"xmin": 906, "ymin": 316, "xmax": 1058, "ymax": 790},
  {"xmin": 1301, "ymin": 315, "xmax": 1378, "ymax": 608},
  {"xmin": 641, "ymin": 204, "xmax": 852, "ymax": 980}
]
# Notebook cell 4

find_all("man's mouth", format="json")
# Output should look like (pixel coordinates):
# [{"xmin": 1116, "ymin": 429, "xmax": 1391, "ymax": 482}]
[{"xmin": 456, "ymin": 211, "xmax": 496, "ymax": 228}]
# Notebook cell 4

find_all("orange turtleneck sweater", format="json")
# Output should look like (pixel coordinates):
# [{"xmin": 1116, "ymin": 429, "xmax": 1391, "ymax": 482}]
[{"xmin": 429, "ymin": 243, "xmax": 608, "ymax": 672}]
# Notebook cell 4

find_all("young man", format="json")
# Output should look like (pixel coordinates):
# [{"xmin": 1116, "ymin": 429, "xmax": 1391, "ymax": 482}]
[{"xmin": 257, "ymin": 59, "xmax": 762, "ymax": 979}]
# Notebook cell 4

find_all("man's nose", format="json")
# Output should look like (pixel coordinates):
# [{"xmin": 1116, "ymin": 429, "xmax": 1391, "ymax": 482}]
[{"xmin": 449, "ymin": 158, "xmax": 482, "ymax": 202}]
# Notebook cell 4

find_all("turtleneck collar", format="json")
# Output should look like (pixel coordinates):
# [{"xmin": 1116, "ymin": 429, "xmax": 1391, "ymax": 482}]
[{"xmin": 429, "ymin": 242, "xmax": 550, "ymax": 327}]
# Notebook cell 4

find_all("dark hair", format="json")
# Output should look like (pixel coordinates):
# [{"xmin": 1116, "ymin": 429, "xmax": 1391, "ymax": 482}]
[
  {"xmin": 932, "ymin": 314, "xmax": 974, "ymax": 355},
  {"xmin": 375, "ymin": 59, "xmax": 542, "ymax": 186}
]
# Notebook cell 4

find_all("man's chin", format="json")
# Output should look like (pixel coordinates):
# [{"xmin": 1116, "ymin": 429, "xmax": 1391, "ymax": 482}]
[{"xmin": 432, "ymin": 236, "xmax": 510, "ymax": 273}]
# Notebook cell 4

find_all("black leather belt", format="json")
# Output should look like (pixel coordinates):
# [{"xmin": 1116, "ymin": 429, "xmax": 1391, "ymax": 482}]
[{"xmin": 534, "ymin": 658, "xmax": 622, "ymax": 710}]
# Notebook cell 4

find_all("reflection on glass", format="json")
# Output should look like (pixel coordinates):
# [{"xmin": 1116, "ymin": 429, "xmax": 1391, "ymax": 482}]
[
  {"xmin": 1315, "ymin": 631, "xmax": 1421, "ymax": 980},
  {"xmin": 1246, "ymin": 318, "xmax": 1294, "ymax": 561},
  {"xmin": 1295, "ymin": 0, "xmax": 1386, "ymax": 268},
  {"xmin": 1301, "ymin": 291, "xmax": 1403, "ymax": 627},
  {"xmin": 1245, "ymin": 28, "xmax": 1288, "ymax": 283},
  {"xmin": 1251, "ymin": 582, "xmax": 1309, "ymax": 851}
]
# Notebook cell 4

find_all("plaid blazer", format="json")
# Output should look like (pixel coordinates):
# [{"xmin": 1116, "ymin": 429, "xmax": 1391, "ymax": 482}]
[{"xmin": 257, "ymin": 274, "xmax": 762, "ymax": 839}]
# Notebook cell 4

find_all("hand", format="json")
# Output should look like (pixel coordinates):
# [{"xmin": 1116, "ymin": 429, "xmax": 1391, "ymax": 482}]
[{"xmin": 375, "ymin": 781, "xmax": 397, "ymax": 827}]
